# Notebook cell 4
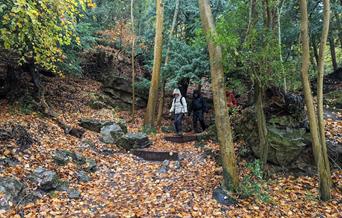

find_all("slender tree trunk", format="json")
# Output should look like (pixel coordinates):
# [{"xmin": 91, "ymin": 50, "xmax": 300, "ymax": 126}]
[
  {"xmin": 334, "ymin": 10, "xmax": 342, "ymax": 49},
  {"xmin": 245, "ymin": 0, "xmax": 257, "ymax": 39},
  {"xmin": 277, "ymin": 0, "xmax": 286, "ymax": 92},
  {"xmin": 257, "ymin": 0, "xmax": 272, "ymax": 169},
  {"xmin": 329, "ymin": 36, "xmax": 338, "ymax": 71},
  {"xmin": 299, "ymin": 0, "xmax": 331, "ymax": 201},
  {"xmin": 178, "ymin": 77, "xmax": 190, "ymax": 97},
  {"xmin": 198, "ymin": 0, "xmax": 239, "ymax": 191},
  {"xmin": 255, "ymin": 81, "xmax": 269, "ymax": 166},
  {"xmin": 156, "ymin": 81, "xmax": 165, "ymax": 126},
  {"xmin": 131, "ymin": 0, "xmax": 136, "ymax": 119},
  {"xmin": 165, "ymin": 0, "xmax": 180, "ymax": 65},
  {"xmin": 144, "ymin": 0, "xmax": 164, "ymax": 127},
  {"xmin": 156, "ymin": 0, "xmax": 180, "ymax": 127},
  {"xmin": 312, "ymin": 37, "xmax": 320, "ymax": 66},
  {"xmin": 30, "ymin": 64, "xmax": 49, "ymax": 114},
  {"xmin": 316, "ymin": 0, "xmax": 332, "ymax": 201}
]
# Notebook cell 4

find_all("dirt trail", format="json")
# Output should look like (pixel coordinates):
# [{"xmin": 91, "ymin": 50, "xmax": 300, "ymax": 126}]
[{"xmin": 0, "ymin": 76, "xmax": 340, "ymax": 217}]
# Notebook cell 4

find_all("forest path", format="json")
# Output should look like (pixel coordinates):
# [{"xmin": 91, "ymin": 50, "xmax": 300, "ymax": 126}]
[{"xmin": 0, "ymin": 76, "xmax": 340, "ymax": 217}]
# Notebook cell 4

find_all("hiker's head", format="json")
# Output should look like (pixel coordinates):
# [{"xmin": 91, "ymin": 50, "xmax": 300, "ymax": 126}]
[
  {"xmin": 193, "ymin": 90, "xmax": 200, "ymax": 98},
  {"xmin": 173, "ymin": 88, "xmax": 181, "ymax": 97}
]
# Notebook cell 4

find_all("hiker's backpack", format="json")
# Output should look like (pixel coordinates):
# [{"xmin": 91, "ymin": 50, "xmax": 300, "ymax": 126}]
[{"xmin": 174, "ymin": 97, "xmax": 185, "ymax": 107}]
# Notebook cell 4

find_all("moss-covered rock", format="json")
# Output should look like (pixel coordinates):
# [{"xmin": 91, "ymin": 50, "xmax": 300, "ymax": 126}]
[
  {"xmin": 235, "ymin": 106, "xmax": 310, "ymax": 166},
  {"xmin": 117, "ymin": 132, "xmax": 151, "ymax": 150},
  {"xmin": 324, "ymin": 90, "xmax": 342, "ymax": 109}
]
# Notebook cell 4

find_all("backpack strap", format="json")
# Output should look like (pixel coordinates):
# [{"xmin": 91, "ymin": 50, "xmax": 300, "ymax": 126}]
[{"xmin": 174, "ymin": 97, "xmax": 184, "ymax": 106}]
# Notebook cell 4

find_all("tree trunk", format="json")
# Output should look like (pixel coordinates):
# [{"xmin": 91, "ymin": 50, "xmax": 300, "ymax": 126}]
[
  {"xmin": 144, "ymin": 0, "xmax": 164, "ymax": 127},
  {"xmin": 245, "ymin": 0, "xmax": 257, "ymax": 40},
  {"xmin": 178, "ymin": 77, "xmax": 190, "ymax": 97},
  {"xmin": 156, "ymin": 81, "xmax": 165, "ymax": 126},
  {"xmin": 316, "ymin": 0, "xmax": 332, "ymax": 201},
  {"xmin": 156, "ymin": 0, "xmax": 180, "ymax": 127},
  {"xmin": 277, "ymin": 0, "xmax": 286, "ymax": 92},
  {"xmin": 131, "ymin": 0, "xmax": 136, "ymax": 119},
  {"xmin": 29, "ymin": 63, "xmax": 46, "ymax": 110},
  {"xmin": 198, "ymin": 0, "xmax": 239, "ymax": 191},
  {"xmin": 329, "ymin": 36, "xmax": 338, "ymax": 71},
  {"xmin": 164, "ymin": 0, "xmax": 180, "ymax": 65},
  {"xmin": 333, "ymin": 9, "xmax": 342, "ymax": 49},
  {"xmin": 255, "ymin": 81, "xmax": 269, "ymax": 166},
  {"xmin": 299, "ymin": 0, "xmax": 331, "ymax": 201},
  {"xmin": 312, "ymin": 37, "xmax": 320, "ymax": 66},
  {"xmin": 258, "ymin": 0, "xmax": 272, "ymax": 169}
]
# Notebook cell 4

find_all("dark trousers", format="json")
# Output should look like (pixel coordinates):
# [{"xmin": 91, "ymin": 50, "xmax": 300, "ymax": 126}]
[
  {"xmin": 174, "ymin": 113, "xmax": 184, "ymax": 134},
  {"xmin": 193, "ymin": 110, "xmax": 206, "ymax": 132}
]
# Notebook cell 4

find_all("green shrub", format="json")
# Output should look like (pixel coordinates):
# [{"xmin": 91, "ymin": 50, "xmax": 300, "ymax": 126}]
[{"xmin": 238, "ymin": 160, "xmax": 271, "ymax": 203}]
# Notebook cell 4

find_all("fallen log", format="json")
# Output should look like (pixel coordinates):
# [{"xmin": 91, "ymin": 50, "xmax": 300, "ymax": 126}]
[
  {"xmin": 131, "ymin": 150, "xmax": 179, "ymax": 161},
  {"xmin": 163, "ymin": 135, "xmax": 198, "ymax": 143}
]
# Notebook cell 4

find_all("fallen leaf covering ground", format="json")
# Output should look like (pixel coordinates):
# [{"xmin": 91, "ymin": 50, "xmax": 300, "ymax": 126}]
[{"xmin": 0, "ymin": 76, "xmax": 341, "ymax": 217}]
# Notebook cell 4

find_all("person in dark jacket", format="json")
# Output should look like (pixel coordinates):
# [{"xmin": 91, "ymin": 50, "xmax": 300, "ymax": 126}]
[{"xmin": 189, "ymin": 90, "xmax": 207, "ymax": 133}]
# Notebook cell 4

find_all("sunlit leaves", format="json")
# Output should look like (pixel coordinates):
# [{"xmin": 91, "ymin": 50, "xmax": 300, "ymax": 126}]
[{"xmin": 0, "ymin": 0, "xmax": 94, "ymax": 73}]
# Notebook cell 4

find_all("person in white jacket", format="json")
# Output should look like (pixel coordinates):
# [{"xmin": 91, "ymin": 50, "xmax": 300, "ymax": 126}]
[{"xmin": 169, "ymin": 88, "xmax": 188, "ymax": 136}]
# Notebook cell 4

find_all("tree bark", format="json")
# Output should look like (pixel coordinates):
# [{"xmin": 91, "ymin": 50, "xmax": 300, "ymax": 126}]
[
  {"xmin": 156, "ymin": 0, "xmax": 180, "ymax": 127},
  {"xmin": 316, "ymin": 0, "xmax": 332, "ymax": 201},
  {"xmin": 144, "ymin": 0, "xmax": 164, "ymax": 127},
  {"xmin": 333, "ymin": 6, "xmax": 342, "ymax": 49},
  {"xmin": 165, "ymin": 0, "xmax": 180, "ymax": 65},
  {"xmin": 245, "ymin": 0, "xmax": 257, "ymax": 41},
  {"xmin": 299, "ymin": 0, "xmax": 331, "ymax": 201},
  {"xmin": 312, "ymin": 37, "xmax": 319, "ymax": 66},
  {"xmin": 156, "ymin": 81, "xmax": 165, "ymax": 126},
  {"xmin": 29, "ymin": 63, "xmax": 49, "ymax": 114},
  {"xmin": 277, "ymin": 0, "xmax": 286, "ymax": 92},
  {"xmin": 178, "ymin": 77, "xmax": 190, "ymax": 97},
  {"xmin": 329, "ymin": 36, "xmax": 338, "ymax": 71},
  {"xmin": 258, "ymin": 0, "xmax": 272, "ymax": 168},
  {"xmin": 198, "ymin": 0, "xmax": 239, "ymax": 191},
  {"xmin": 255, "ymin": 81, "xmax": 269, "ymax": 166},
  {"xmin": 131, "ymin": 0, "xmax": 136, "ymax": 119}
]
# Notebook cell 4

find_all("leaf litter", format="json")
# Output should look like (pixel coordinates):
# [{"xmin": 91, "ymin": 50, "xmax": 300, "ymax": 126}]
[{"xmin": 0, "ymin": 76, "xmax": 340, "ymax": 217}]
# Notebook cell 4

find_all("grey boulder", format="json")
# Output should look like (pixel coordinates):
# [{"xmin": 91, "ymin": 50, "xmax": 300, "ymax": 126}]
[
  {"xmin": 0, "ymin": 177, "xmax": 24, "ymax": 210},
  {"xmin": 68, "ymin": 189, "xmax": 81, "ymax": 199},
  {"xmin": 79, "ymin": 119, "xmax": 114, "ymax": 133},
  {"xmin": 117, "ymin": 132, "xmax": 151, "ymax": 150},
  {"xmin": 52, "ymin": 150, "xmax": 73, "ymax": 166},
  {"xmin": 30, "ymin": 167, "xmax": 60, "ymax": 191},
  {"xmin": 76, "ymin": 171, "xmax": 91, "ymax": 182},
  {"xmin": 100, "ymin": 124, "xmax": 124, "ymax": 144}
]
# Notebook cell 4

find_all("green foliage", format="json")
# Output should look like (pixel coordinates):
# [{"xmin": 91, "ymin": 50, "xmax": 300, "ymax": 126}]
[
  {"xmin": 238, "ymin": 160, "xmax": 271, "ymax": 202},
  {"xmin": 162, "ymin": 38, "xmax": 210, "ymax": 88},
  {"xmin": 135, "ymin": 78, "xmax": 151, "ymax": 94},
  {"xmin": 58, "ymin": 22, "xmax": 99, "ymax": 75},
  {"xmin": 216, "ymin": 0, "xmax": 283, "ymax": 90},
  {"xmin": 0, "ymin": 0, "xmax": 95, "ymax": 74},
  {"xmin": 8, "ymin": 95, "xmax": 38, "ymax": 115}
]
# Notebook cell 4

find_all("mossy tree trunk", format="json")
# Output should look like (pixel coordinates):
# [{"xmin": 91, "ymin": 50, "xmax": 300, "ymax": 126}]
[
  {"xmin": 144, "ymin": 0, "xmax": 164, "ymax": 127},
  {"xmin": 131, "ymin": 0, "xmax": 136, "ymax": 119},
  {"xmin": 156, "ymin": 0, "xmax": 180, "ymax": 127},
  {"xmin": 328, "ymin": 36, "xmax": 338, "ymax": 71},
  {"xmin": 316, "ymin": 0, "xmax": 332, "ymax": 201},
  {"xmin": 156, "ymin": 80, "xmax": 166, "ymax": 126},
  {"xmin": 255, "ymin": 81, "xmax": 269, "ymax": 167},
  {"xmin": 299, "ymin": 0, "xmax": 331, "ymax": 201},
  {"xmin": 198, "ymin": 0, "xmax": 239, "ymax": 191}
]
